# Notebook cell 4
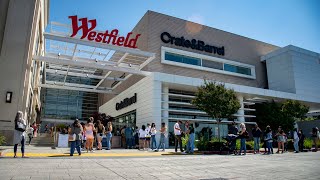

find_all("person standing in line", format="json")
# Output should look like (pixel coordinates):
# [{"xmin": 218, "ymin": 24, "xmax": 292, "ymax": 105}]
[
  {"xmin": 265, "ymin": 126, "xmax": 273, "ymax": 155},
  {"xmin": 238, "ymin": 123, "xmax": 247, "ymax": 155},
  {"xmin": 150, "ymin": 123, "xmax": 157, "ymax": 150},
  {"xmin": 283, "ymin": 132, "xmax": 288, "ymax": 153},
  {"xmin": 134, "ymin": 126, "xmax": 139, "ymax": 149},
  {"xmin": 293, "ymin": 128, "xmax": 300, "ymax": 153},
  {"xmin": 27, "ymin": 125, "xmax": 34, "ymax": 145},
  {"xmin": 174, "ymin": 120, "xmax": 184, "ymax": 153},
  {"xmin": 138, "ymin": 125, "xmax": 147, "ymax": 150},
  {"xmin": 252, "ymin": 124, "xmax": 262, "ymax": 154},
  {"xmin": 125, "ymin": 126, "xmax": 133, "ymax": 149},
  {"xmin": 298, "ymin": 129, "xmax": 305, "ymax": 152},
  {"xmin": 276, "ymin": 127, "xmax": 285, "ymax": 153},
  {"xmin": 13, "ymin": 111, "xmax": 27, "ymax": 158},
  {"xmin": 311, "ymin": 127, "xmax": 319, "ymax": 152},
  {"xmin": 69, "ymin": 119, "xmax": 83, "ymax": 156},
  {"xmin": 105, "ymin": 121, "xmax": 113, "ymax": 150},
  {"xmin": 186, "ymin": 123, "xmax": 195, "ymax": 154},
  {"xmin": 145, "ymin": 123, "xmax": 151, "ymax": 150},
  {"xmin": 229, "ymin": 122, "xmax": 238, "ymax": 154},
  {"xmin": 95, "ymin": 120, "xmax": 105, "ymax": 150},
  {"xmin": 84, "ymin": 117, "xmax": 95, "ymax": 153},
  {"xmin": 156, "ymin": 122, "xmax": 167, "ymax": 152},
  {"xmin": 80, "ymin": 122, "xmax": 86, "ymax": 150}
]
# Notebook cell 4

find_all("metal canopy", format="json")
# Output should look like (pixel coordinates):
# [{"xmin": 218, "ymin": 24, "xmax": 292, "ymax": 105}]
[{"xmin": 35, "ymin": 22, "xmax": 155, "ymax": 94}]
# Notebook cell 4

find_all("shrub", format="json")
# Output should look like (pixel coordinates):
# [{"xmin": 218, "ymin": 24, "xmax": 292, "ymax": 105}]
[
  {"xmin": 0, "ymin": 134, "xmax": 6, "ymax": 145},
  {"xmin": 304, "ymin": 138, "xmax": 313, "ymax": 149},
  {"xmin": 236, "ymin": 139, "xmax": 255, "ymax": 150}
]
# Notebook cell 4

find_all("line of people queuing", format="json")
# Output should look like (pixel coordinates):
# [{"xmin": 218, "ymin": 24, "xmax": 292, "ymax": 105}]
[
  {"xmin": 68, "ymin": 117, "xmax": 113, "ymax": 156},
  {"xmin": 228, "ymin": 122, "xmax": 319, "ymax": 155}
]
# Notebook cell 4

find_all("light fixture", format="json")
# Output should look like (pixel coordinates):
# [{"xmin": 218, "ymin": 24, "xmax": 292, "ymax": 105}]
[{"xmin": 6, "ymin": 91, "xmax": 12, "ymax": 103}]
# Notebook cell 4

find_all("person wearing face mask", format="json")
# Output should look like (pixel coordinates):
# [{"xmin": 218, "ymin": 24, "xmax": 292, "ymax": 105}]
[{"xmin": 13, "ymin": 111, "xmax": 27, "ymax": 158}]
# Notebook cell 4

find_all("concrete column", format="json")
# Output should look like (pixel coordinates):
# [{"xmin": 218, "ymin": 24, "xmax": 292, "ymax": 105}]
[
  {"xmin": 162, "ymin": 85, "xmax": 169, "ymax": 148},
  {"xmin": 237, "ymin": 95, "xmax": 245, "ymax": 122}
]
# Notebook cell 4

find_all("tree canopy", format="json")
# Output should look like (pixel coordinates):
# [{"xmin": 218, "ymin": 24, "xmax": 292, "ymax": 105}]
[
  {"xmin": 255, "ymin": 100, "xmax": 309, "ymax": 132},
  {"xmin": 191, "ymin": 81, "xmax": 240, "ymax": 121}
]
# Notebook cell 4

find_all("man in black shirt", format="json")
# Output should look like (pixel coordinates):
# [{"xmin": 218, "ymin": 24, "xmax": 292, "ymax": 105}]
[{"xmin": 252, "ymin": 124, "xmax": 262, "ymax": 154}]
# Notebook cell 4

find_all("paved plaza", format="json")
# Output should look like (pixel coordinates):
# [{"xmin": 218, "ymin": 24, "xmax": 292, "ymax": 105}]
[{"xmin": 0, "ymin": 149, "xmax": 319, "ymax": 180}]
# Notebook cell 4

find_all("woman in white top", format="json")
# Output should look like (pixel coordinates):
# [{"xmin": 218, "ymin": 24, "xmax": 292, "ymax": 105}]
[
  {"xmin": 150, "ymin": 123, "xmax": 157, "ymax": 150},
  {"xmin": 13, "ymin": 111, "xmax": 27, "ymax": 158},
  {"xmin": 138, "ymin": 125, "xmax": 147, "ymax": 150}
]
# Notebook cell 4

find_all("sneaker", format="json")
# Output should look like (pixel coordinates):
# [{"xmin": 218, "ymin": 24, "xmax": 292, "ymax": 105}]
[{"xmin": 90, "ymin": 150, "xmax": 95, "ymax": 153}]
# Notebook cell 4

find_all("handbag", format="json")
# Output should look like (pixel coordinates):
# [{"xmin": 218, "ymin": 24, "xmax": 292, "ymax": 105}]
[
  {"xmin": 15, "ymin": 121, "xmax": 26, "ymax": 132},
  {"xmin": 68, "ymin": 134, "xmax": 76, "ymax": 141}
]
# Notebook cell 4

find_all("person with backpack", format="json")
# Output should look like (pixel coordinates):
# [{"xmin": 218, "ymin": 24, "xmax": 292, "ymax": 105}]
[
  {"xmin": 69, "ymin": 119, "xmax": 83, "ymax": 156},
  {"xmin": 238, "ymin": 123, "xmax": 248, "ymax": 155},
  {"xmin": 13, "ymin": 111, "xmax": 27, "ymax": 158}
]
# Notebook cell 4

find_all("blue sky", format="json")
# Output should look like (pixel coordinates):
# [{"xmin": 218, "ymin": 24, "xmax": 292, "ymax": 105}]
[{"xmin": 50, "ymin": 0, "xmax": 320, "ymax": 53}]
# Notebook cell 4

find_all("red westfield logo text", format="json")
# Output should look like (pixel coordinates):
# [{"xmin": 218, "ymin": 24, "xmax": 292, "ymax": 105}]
[{"xmin": 69, "ymin": 15, "xmax": 140, "ymax": 48}]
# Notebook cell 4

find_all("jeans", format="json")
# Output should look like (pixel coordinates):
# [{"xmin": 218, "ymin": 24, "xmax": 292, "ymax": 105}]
[
  {"xmin": 294, "ymin": 139, "xmax": 299, "ymax": 152},
  {"xmin": 157, "ymin": 134, "xmax": 165, "ymax": 151},
  {"xmin": 70, "ymin": 140, "xmax": 81, "ymax": 156},
  {"xmin": 28, "ymin": 134, "xmax": 33, "ymax": 145},
  {"xmin": 106, "ymin": 132, "xmax": 112, "ymax": 150},
  {"xmin": 126, "ymin": 137, "xmax": 132, "ymax": 148},
  {"xmin": 187, "ymin": 133, "xmax": 195, "ymax": 153},
  {"xmin": 239, "ymin": 138, "xmax": 246, "ymax": 154},
  {"xmin": 151, "ymin": 135, "xmax": 157, "ymax": 150},
  {"xmin": 175, "ymin": 135, "xmax": 183, "ymax": 152},
  {"xmin": 267, "ymin": 141, "xmax": 272, "ymax": 154},
  {"xmin": 14, "ymin": 136, "xmax": 25, "ymax": 154},
  {"xmin": 253, "ymin": 137, "xmax": 260, "ymax": 152}
]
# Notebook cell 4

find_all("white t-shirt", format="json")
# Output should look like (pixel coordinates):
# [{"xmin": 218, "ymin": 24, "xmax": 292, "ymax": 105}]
[
  {"xmin": 174, "ymin": 123, "xmax": 181, "ymax": 135},
  {"xmin": 139, "ymin": 129, "xmax": 146, "ymax": 138},
  {"xmin": 145, "ymin": 127, "xmax": 151, "ymax": 137},
  {"xmin": 151, "ymin": 127, "xmax": 157, "ymax": 135}
]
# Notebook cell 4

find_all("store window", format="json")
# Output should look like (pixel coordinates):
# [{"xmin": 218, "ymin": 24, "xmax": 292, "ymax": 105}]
[
  {"xmin": 165, "ymin": 52, "xmax": 201, "ymax": 66},
  {"xmin": 113, "ymin": 110, "xmax": 136, "ymax": 135}
]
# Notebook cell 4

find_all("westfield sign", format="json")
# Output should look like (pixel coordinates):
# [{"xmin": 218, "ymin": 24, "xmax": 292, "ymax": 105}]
[{"xmin": 69, "ymin": 15, "xmax": 140, "ymax": 48}]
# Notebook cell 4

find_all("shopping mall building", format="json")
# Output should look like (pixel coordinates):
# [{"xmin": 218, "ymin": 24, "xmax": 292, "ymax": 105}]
[{"xmin": 0, "ymin": 1, "xmax": 319, "ymax": 145}]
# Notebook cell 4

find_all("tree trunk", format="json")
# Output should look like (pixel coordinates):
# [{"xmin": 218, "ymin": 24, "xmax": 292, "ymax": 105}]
[{"xmin": 218, "ymin": 121, "xmax": 221, "ymax": 142}]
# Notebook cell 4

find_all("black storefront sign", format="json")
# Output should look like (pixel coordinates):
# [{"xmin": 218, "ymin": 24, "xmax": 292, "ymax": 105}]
[
  {"xmin": 115, "ymin": 93, "xmax": 137, "ymax": 111},
  {"xmin": 160, "ymin": 32, "xmax": 225, "ymax": 56}
]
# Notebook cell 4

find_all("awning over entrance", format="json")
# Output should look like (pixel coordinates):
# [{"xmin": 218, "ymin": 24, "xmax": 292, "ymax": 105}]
[{"xmin": 34, "ymin": 22, "xmax": 155, "ymax": 94}]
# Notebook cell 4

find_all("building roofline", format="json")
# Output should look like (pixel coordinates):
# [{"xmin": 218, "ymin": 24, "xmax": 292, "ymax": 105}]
[
  {"xmin": 261, "ymin": 45, "xmax": 320, "ymax": 61},
  {"xmin": 144, "ymin": 10, "xmax": 279, "ymax": 49}
]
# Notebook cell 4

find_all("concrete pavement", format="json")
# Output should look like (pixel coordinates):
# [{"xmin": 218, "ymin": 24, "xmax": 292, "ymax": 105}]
[{"xmin": 0, "ymin": 151, "xmax": 319, "ymax": 180}]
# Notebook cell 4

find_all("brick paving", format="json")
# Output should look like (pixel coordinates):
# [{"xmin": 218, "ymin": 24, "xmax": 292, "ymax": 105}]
[{"xmin": 0, "ymin": 149, "xmax": 319, "ymax": 180}]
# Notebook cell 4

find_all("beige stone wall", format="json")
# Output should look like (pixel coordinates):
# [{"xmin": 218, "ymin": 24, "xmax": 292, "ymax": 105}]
[
  {"xmin": 140, "ymin": 11, "xmax": 279, "ymax": 88},
  {"xmin": 0, "ymin": 0, "xmax": 47, "ymax": 145},
  {"xmin": 99, "ymin": 10, "xmax": 279, "ymax": 106}
]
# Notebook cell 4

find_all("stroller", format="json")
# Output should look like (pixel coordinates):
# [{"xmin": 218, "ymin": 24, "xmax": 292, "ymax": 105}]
[{"xmin": 224, "ymin": 134, "xmax": 238, "ymax": 155}]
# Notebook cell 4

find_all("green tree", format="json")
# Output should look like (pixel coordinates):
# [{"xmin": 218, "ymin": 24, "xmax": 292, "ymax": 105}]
[
  {"xmin": 282, "ymin": 100, "xmax": 309, "ymax": 121},
  {"xmin": 255, "ymin": 100, "xmax": 309, "ymax": 132},
  {"xmin": 191, "ymin": 80, "xmax": 240, "ymax": 141}
]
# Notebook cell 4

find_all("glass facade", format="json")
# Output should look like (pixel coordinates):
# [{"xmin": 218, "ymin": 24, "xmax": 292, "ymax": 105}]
[
  {"xmin": 113, "ymin": 110, "xmax": 136, "ymax": 134},
  {"xmin": 164, "ymin": 51, "xmax": 253, "ymax": 77},
  {"xmin": 41, "ymin": 73, "xmax": 99, "ymax": 121}
]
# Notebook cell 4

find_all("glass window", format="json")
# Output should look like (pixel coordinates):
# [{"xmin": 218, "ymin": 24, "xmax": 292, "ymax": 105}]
[
  {"xmin": 165, "ymin": 52, "xmax": 201, "ymax": 66},
  {"xmin": 224, "ymin": 64, "xmax": 251, "ymax": 75},
  {"xmin": 202, "ymin": 60, "xmax": 223, "ymax": 70}
]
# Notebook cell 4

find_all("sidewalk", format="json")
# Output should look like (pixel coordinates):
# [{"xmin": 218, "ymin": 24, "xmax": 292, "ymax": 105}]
[{"xmin": 0, "ymin": 145, "xmax": 188, "ymax": 158}]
